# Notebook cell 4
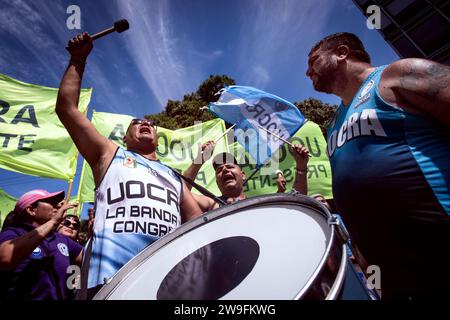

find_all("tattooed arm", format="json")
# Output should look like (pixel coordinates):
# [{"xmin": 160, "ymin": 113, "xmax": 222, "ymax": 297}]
[{"xmin": 382, "ymin": 58, "xmax": 450, "ymax": 127}]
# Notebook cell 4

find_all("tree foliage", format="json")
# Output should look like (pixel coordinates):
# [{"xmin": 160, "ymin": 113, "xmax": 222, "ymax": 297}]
[
  {"xmin": 146, "ymin": 75, "xmax": 336, "ymax": 136},
  {"xmin": 146, "ymin": 75, "xmax": 235, "ymax": 130},
  {"xmin": 294, "ymin": 98, "xmax": 336, "ymax": 137}
]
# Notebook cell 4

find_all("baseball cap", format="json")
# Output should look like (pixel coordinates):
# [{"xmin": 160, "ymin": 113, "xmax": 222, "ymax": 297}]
[
  {"xmin": 14, "ymin": 189, "xmax": 65, "ymax": 214},
  {"xmin": 212, "ymin": 152, "xmax": 239, "ymax": 171}
]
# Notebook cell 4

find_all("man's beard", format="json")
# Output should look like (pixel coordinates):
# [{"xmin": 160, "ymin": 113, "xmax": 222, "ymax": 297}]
[{"xmin": 313, "ymin": 59, "xmax": 338, "ymax": 94}]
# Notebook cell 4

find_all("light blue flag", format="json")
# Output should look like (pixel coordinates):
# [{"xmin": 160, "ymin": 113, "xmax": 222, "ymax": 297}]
[{"xmin": 208, "ymin": 85, "xmax": 305, "ymax": 167}]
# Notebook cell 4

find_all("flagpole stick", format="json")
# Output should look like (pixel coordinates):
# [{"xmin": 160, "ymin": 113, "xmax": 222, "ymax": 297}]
[
  {"xmin": 200, "ymin": 124, "xmax": 237, "ymax": 157},
  {"xmin": 257, "ymin": 124, "xmax": 312, "ymax": 157},
  {"xmin": 65, "ymin": 180, "xmax": 73, "ymax": 205},
  {"xmin": 243, "ymin": 165, "xmax": 262, "ymax": 187},
  {"xmin": 213, "ymin": 124, "xmax": 236, "ymax": 144},
  {"xmin": 256, "ymin": 124, "xmax": 295, "ymax": 147}
]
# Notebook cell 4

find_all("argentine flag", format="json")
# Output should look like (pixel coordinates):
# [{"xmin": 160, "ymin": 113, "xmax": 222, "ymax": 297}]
[{"xmin": 209, "ymin": 86, "xmax": 305, "ymax": 167}]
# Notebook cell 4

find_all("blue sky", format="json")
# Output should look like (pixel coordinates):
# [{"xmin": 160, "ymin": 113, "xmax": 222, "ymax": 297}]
[{"xmin": 0, "ymin": 0, "xmax": 399, "ymax": 214}]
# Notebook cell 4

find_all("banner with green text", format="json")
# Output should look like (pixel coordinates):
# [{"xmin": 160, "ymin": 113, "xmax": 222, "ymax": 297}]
[
  {"xmin": 77, "ymin": 112, "xmax": 228, "ymax": 203},
  {"xmin": 229, "ymin": 120, "xmax": 333, "ymax": 199},
  {"xmin": 0, "ymin": 73, "xmax": 92, "ymax": 180}
]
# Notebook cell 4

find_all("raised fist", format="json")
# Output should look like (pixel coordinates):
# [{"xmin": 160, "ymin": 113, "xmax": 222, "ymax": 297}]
[
  {"xmin": 66, "ymin": 32, "xmax": 93, "ymax": 62},
  {"xmin": 195, "ymin": 141, "xmax": 216, "ymax": 164},
  {"xmin": 290, "ymin": 144, "xmax": 310, "ymax": 170}
]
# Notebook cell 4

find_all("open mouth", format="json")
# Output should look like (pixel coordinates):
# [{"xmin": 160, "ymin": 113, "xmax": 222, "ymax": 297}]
[
  {"xmin": 139, "ymin": 126, "xmax": 151, "ymax": 134},
  {"xmin": 222, "ymin": 174, "xmax": 235, "ymax": 184}
]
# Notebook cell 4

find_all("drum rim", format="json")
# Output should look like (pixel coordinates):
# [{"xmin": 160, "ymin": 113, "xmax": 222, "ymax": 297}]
[{"xmin": 93, "ymin": 193, "xmax": 335, "ymax": 300}]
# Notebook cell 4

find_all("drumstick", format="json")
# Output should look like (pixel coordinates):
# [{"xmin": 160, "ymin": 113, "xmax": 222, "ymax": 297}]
[{"xmin": 257, "ymin": 124, "xmax": 312, "ymax": 157}]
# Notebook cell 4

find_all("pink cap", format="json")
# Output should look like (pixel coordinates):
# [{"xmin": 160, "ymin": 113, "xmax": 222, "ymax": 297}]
[{"xmin": 14, "ymin": 189, "xmax": 65, "ymax": 214}]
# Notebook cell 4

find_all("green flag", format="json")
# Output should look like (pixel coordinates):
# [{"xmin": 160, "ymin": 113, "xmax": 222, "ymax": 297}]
[
  {"xmin": 0, "ymin": 73, "xmax": 92, "ymax": 181},
  {"xmin": 229, "ymin": 120, "xmax": 333, "ymax": 198},
  {"xmin": 0, "ymin": 188, "xmax": 17, "ymax": 228},
  {"xmin": 77, "ymin": 112, "xmax": 228, "ymax": 203}
]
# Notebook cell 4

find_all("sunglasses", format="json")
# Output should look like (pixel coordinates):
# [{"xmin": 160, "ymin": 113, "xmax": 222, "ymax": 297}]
[
  {"xmin": 130, "ymin": 118, "xmax": 156, "ymax": 127},
  {"xmin": 61, "ymin": 219, "xmax": 80, "ymax": 230}
]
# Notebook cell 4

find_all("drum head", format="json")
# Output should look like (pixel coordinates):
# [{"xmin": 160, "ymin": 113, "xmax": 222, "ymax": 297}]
[{"xmin": 93, "ymin": 194, "xmax": 333, "ymax": 300}]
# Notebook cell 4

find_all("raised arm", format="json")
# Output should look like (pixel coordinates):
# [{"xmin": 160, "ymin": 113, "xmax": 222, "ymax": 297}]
[
  {"xmin": 183, "ymin": 141, "xmax": 216, "ymax": 190},
  {"xmin": 382, "ymin": 58, "xmax": 450, "ymax": 127},
  {"xmin": 179, "ymin": 182, "xmax": 204, "ymax": 223},
  {"xmin": 55, "ymin": 33, "xmax": 116, "ymax": 185},
  {"xmin": 291, "ymin": 144, "xmax": 310, "ymax": 194},
  {"xmin": 0, "ymin": 203, "xmax": 76, "ymax": 271}
]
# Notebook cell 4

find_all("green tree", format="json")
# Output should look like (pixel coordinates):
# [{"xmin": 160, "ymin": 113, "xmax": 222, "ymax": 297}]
[
  {"xmin": 147, "ymin": 75, "xmax": 235, "ymax": 130},
  {"xmin": 146, "ymin": 75, "xmax": 336, "ymax": 136},
  {"xmin": 294, "ymin": 98, "xmax": 337, "ymax": 137},
  {"xmin": 196, "ymin": 75, "xmax": 235, "ymax": 103}
]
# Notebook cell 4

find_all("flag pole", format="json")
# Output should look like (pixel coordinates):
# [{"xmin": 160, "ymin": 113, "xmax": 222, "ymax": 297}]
[
  {"xmin": 257, "ymin": 124, "xmax": 311, "ymax": 157},
  {"xmin": 213, "ymin": 124, "xmax": 236, "ymax": 144},
  {"xmin": 257, "ymin": 124, "xmax": 294, "ymax": 147},
  {"xmin": 243, "ymin": 164, "xmax": 262, "ymax": 187},
  {"xmin": 66, "ymin": 179, "xmax": 73, "ymax": 205},
  {"xmin": 200, "ymin": 124, "xmax": 236, "ymax": 157}
]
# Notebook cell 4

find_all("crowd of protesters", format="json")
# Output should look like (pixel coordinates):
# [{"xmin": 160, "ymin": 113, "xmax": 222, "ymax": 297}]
[{"xmin": 1, "ymin": 31, "xmax": 449, "ymax": 300}]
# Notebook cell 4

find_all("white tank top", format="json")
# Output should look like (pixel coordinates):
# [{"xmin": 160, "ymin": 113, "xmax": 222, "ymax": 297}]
[{"xmin": 87, "ymin": 147, "xmax": 182, "ymax": 288}]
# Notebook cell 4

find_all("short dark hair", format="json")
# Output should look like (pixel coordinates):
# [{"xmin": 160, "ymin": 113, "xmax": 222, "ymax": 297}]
[{"xmin": 309, "ymin": 32, "xmax": 371, "ymax": 64}]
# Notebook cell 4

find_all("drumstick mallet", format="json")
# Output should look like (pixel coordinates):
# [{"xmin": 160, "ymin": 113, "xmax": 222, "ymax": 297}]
[
  {"xmin": 66, "ymin": 19, "xmax": 129, "ymax": 50},
  {"xmin": 91, "ymin": 19, "xmax": 129, "ymax": 40}
]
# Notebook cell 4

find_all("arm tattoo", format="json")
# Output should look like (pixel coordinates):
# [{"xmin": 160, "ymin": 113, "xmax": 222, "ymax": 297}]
[{"xmin": 399, "ymin": 61, "xmax": 450, "ymax": 101}]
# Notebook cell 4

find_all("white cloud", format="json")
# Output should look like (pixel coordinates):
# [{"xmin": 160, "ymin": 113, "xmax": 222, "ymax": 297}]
[
  {"xmin": 116, "ymin": 0, "xmax": 198, "ymax": 109},
  {"xmin": 251, "ymin": 65, "xmax": 270, "ymax": 88},
  {"xmin": 235, "ymin": 0, "xmax": 337, "ymax": 89},
  {"xmin": 0, "ymin": 1, "xmax": 65, "ymax": 82},
  {"xmin": 0, "ymin": 1, "xmax": 126, "ymax": 111},
  {"xmin": 120, "ymin": 86, "xmax": 133, "ymax": 95}
]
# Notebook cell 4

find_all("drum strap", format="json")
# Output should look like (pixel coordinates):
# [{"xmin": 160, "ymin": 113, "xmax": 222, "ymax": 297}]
[{"xmin": 172, "ymin": 170, "xmax": 227, "ymax": 206}]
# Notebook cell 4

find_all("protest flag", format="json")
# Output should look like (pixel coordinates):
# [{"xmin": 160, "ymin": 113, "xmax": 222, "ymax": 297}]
[{"xmin": 208, "ymin": 85, "xmax": 306, "ymax": 168}]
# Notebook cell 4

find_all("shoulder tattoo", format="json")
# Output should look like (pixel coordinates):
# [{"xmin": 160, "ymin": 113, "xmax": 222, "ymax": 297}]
[{"xmin": 399, "ymin": 60, "xmax": 450, "ymax": 101}]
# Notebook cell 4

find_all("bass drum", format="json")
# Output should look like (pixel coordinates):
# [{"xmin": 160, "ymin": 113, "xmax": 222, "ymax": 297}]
[{"xmin": 93, "ymin": 194, "xmax": 374, "ymax": 300}]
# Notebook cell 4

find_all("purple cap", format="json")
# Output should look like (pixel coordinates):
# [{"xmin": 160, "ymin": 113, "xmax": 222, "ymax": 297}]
[{"xmin": 14, "ymin": 189, "xmax": 65, "ymax": 214}]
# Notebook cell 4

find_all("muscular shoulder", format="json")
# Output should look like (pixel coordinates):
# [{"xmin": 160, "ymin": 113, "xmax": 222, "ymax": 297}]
[
  {"xmin": 379, "ymin": 58, "xmax": 449, "ymax": 114},
  {"xmin": 382, "ymin": 58, "xmax": 447, "ymax": 89}
]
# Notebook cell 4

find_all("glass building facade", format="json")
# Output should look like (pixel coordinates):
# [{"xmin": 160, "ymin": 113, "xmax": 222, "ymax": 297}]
[{"xmin": 353, "ymin": 0, "xmax": 450, "ymax": 65}]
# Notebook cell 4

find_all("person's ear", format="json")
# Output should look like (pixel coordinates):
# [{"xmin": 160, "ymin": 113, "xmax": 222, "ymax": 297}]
[
  {"xmin": 25, "ymin": 205, "xmax": 37, "ymax": 218},
  {"xmin": 336, "ymin": 45, "xmax": 350, "ymax": 62}
]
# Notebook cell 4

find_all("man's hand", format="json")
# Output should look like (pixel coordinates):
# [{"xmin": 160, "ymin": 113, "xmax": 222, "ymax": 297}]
[
  {"xmin": 66, "ymin": 32, "xmax": 93, "ymax": 63},
  {"xmin": 194, "ymin": 141, "xmax": 216, "ymax": 164},
  {"xmin": 290, "ymin": 144, "xmax": 310, "ymax": 170},
  {"xmin": 276, "ymin": 170, "xmax": 287, "ymax": 193}
]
